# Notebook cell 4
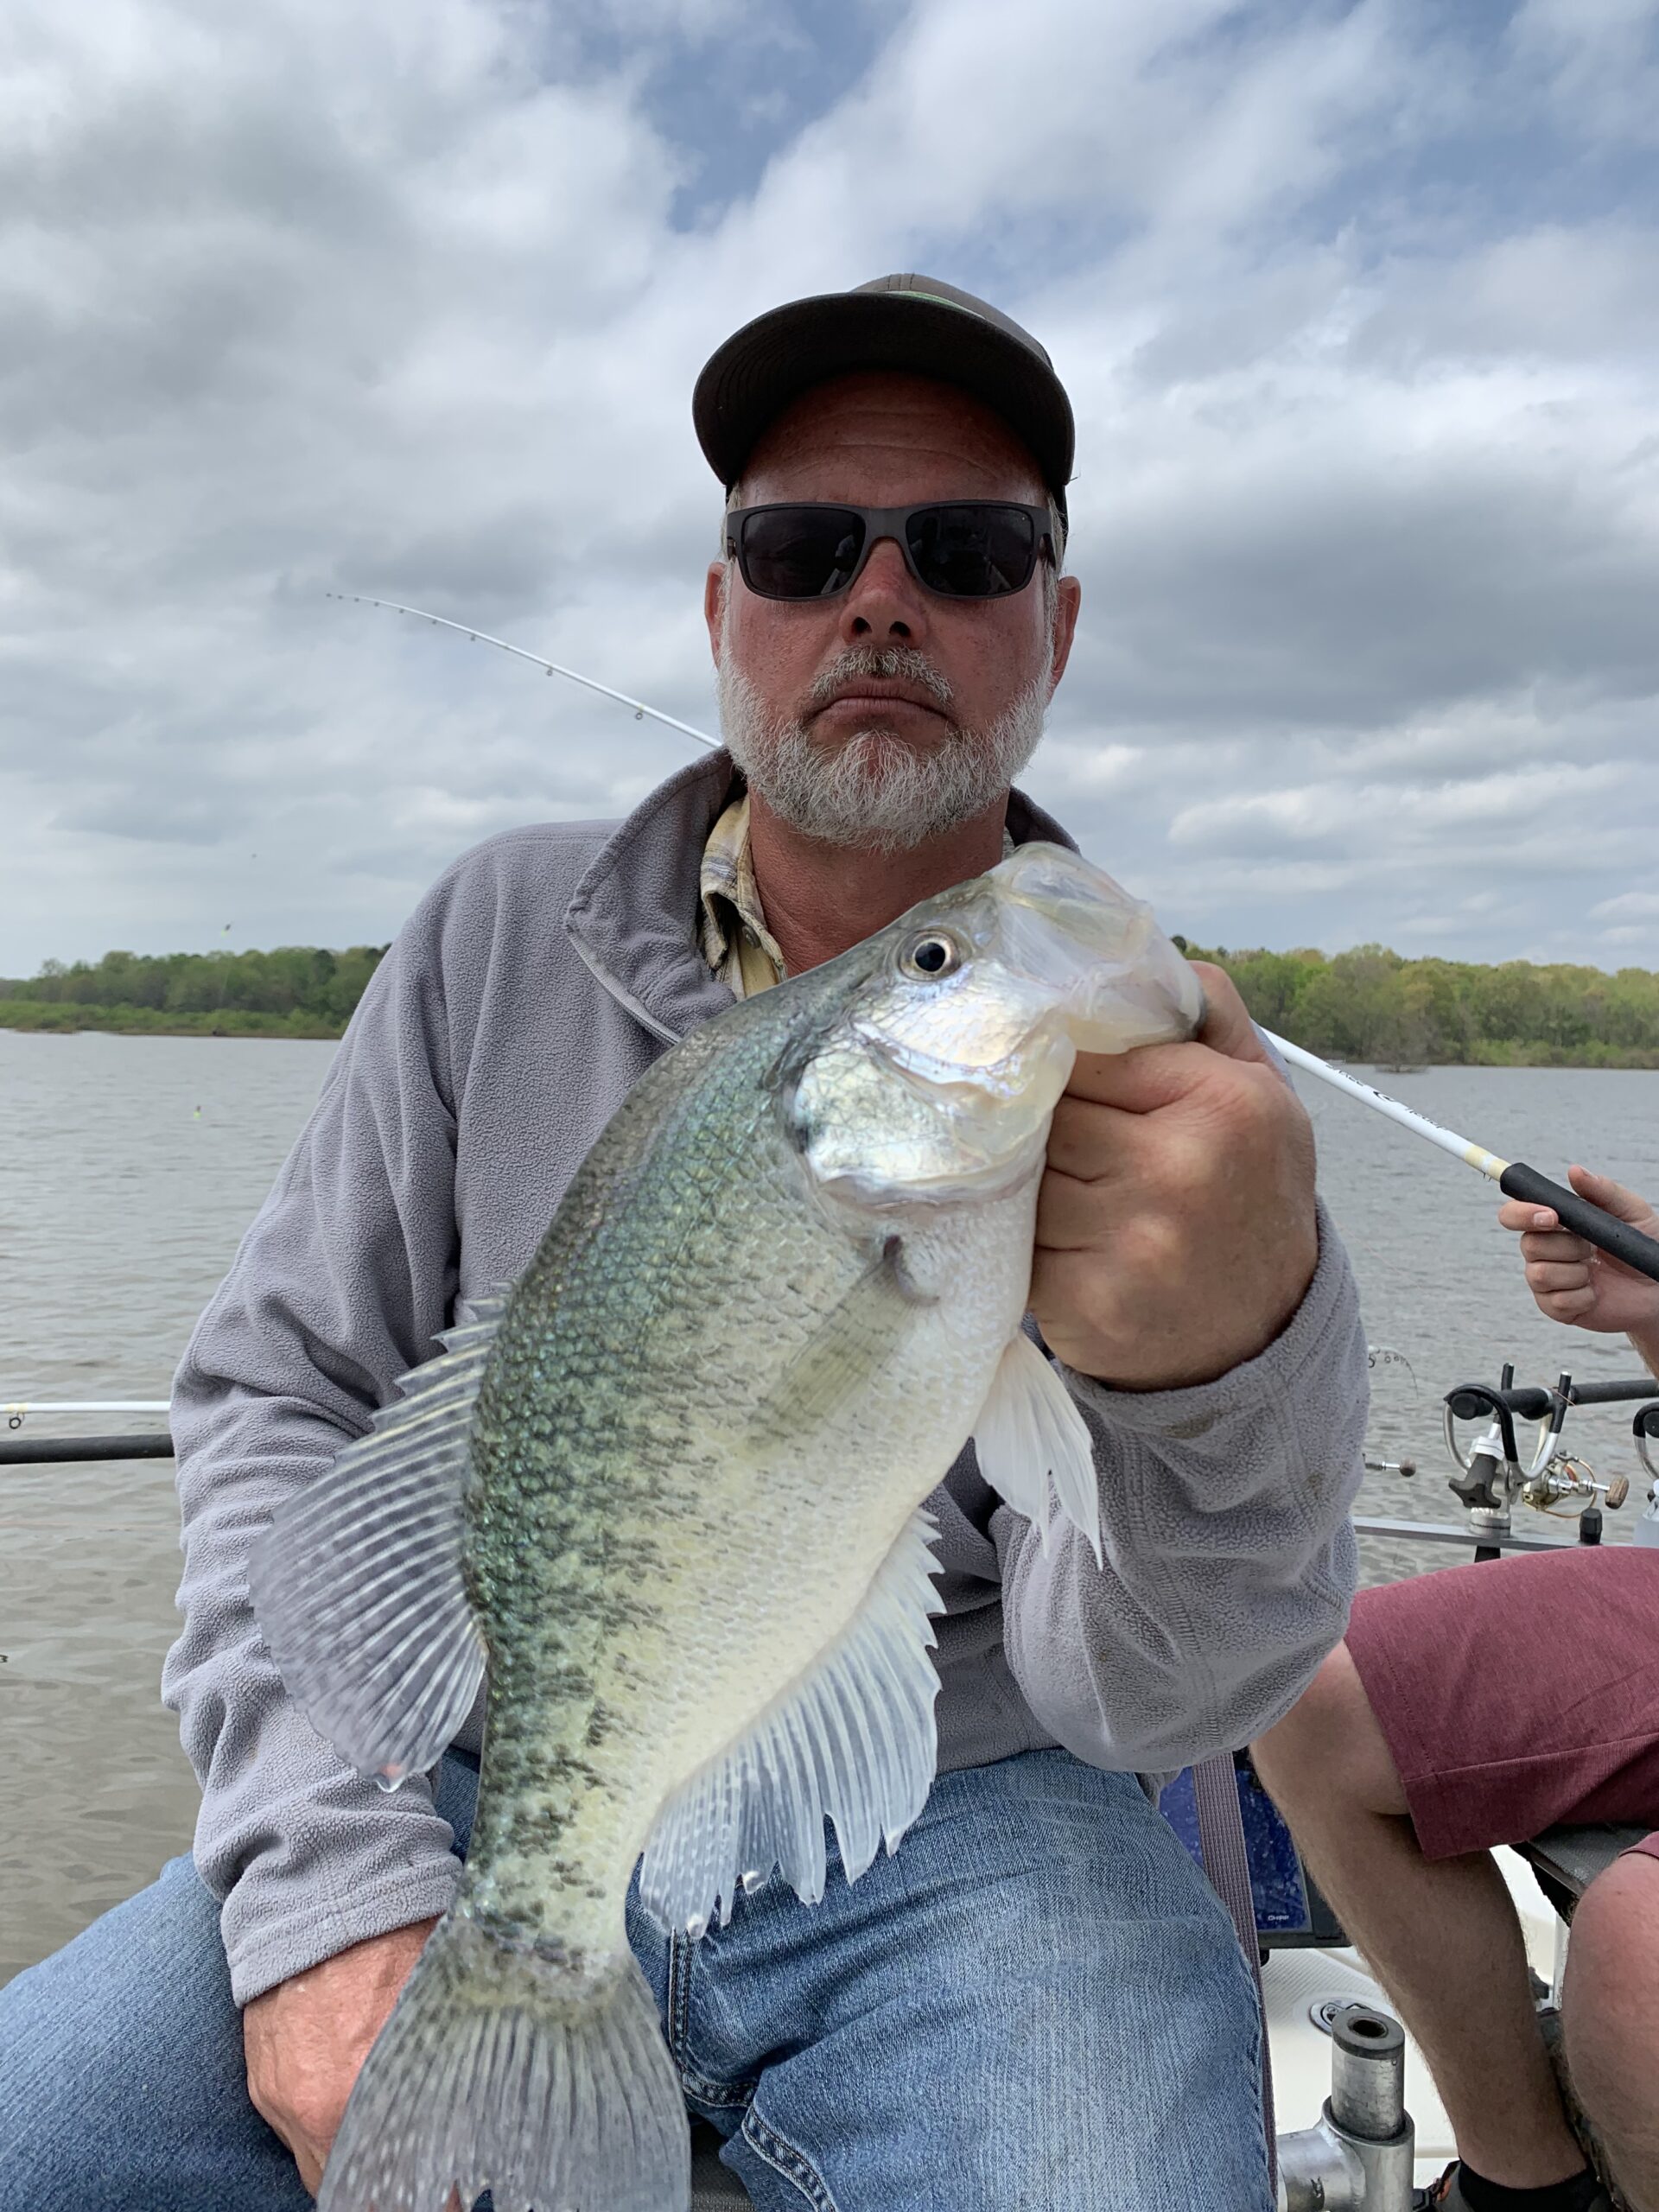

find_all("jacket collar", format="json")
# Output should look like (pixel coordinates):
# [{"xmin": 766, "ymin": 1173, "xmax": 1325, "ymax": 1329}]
[{"xmin": 563, "ymin": 747, "xmax": 1080, "ymax": 1044}]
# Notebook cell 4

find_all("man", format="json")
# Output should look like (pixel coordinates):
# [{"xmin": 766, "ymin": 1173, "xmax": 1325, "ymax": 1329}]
[
  {"xmin": 0, "ymin": 276, "xmax": 1368, "ymax": 2210},
  {"xmin": 1255, "ymin": 1165, "xmax": 1659, "ymax": 2212}
]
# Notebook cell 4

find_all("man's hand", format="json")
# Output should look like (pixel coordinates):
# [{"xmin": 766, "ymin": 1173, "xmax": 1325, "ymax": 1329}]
[
  {"xmin": 1498, "ymin": 1166, "xmax": 1659, "ymax": 1343},
  {"xmin": 244, "ymin": 1917, "xmax": 438, "ymax": 2196},
  {"xmin": 1031, "ymin": 964, "xmax": 1319, "ymax": 1391}
]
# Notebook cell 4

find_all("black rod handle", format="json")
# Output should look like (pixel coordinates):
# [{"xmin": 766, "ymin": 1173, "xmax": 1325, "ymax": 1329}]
[{"xmin": 1498, "ymin": 1163, "xmax": 1659, "ymax": 1287}]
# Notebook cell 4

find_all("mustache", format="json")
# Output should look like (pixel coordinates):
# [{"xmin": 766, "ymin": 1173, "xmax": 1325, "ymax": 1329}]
[{"xmin": 805, "ymin": 646, "xmax": 954, "ymax": 711}]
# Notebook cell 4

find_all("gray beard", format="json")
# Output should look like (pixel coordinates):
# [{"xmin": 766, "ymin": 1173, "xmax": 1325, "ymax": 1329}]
[{"xmin": 716, "ymin": 634, "xmax": 1050, "ymax": 856}]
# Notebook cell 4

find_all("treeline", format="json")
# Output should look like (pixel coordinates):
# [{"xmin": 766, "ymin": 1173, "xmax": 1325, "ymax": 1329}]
[
  {"xmin": 0, "ymin": 944, "xmax": 386, "ymax": 1039},
  {"xmin": 3, "ymin": 938, "xmax": 1658, "ymax": 1065},
  {"xmin": 1183, "ymin": 941, "xmax": 1659, "ymax": 1069}
]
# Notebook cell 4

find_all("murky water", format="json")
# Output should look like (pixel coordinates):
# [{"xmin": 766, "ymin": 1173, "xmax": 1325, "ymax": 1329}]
[{"xmin": 3, "ymin": 1028, "xmax": 1657, "ymax": 1981}]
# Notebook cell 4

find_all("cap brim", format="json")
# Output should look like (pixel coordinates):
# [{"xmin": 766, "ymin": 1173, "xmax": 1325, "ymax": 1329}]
[{"xmin": 693, "ymin": 290, "xmax": 1074, "ymax": 513}]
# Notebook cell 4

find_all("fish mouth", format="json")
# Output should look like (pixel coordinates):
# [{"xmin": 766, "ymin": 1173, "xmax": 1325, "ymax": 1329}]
[
  {"xmin": 991, "ymin": 846, "xmax": 1206, "ymax": 1051},
  {"xmin": 809, "ymin": 1121, "xmax": 1052, "ymax": 1211}
]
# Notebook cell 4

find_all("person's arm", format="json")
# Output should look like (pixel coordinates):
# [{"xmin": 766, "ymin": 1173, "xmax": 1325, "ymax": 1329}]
[
  {"xmin": 1007, "ymin": 969, "xmax": 1365, "ymax": 1766},
  {"xmin": 161, "ymin": 872, "xmax": 482, "ymax": 2180},
  {"xmin": 163, "ymin": 907, "xmax": 468, "ymax": 2003},
  {"xmin": 1497, "ymin": 1166, "xmax": 1659, "ymax": 1379},
  {"xmin": 998, "ymin": 1202, "xmax": 1365, "ymax": 1767}
]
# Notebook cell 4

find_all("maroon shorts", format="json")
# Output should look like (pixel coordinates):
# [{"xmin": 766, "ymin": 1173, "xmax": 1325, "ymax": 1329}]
[{"xmin": 1345, "ymin": 1546, "xmax": 1659, "ymax": 1864}]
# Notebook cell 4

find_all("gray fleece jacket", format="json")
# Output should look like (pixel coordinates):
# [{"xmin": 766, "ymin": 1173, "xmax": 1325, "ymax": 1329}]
[{"xmin": 163, "ymin": 750, "xmax": 1367, "ymax": 2005}]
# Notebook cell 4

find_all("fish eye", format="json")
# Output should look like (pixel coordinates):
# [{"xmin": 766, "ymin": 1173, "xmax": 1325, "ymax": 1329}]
[{"xmin": 899, "ymin": 931, "xmax": 963, "ymax": 981}]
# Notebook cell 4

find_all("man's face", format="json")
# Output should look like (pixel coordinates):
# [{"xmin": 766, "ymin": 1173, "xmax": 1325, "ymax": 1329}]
[{"xmin": 705, "ymin": 371, "xmax": 1081, "ymax": 852}]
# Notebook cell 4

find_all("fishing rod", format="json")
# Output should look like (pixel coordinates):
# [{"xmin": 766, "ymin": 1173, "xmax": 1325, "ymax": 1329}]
[
  {"xmin": 5, "ymin": 1399, "xmax": 168, "ymax": 1429},
  {"xmin": 341, "ymin": 594, "xmax": 1659, "ymax": 1288},
  {"xmin": 1269, "ymin": 1042, "xmax": 1659, "ymax": 1286},
  {"xmin": 324, "ymin": 594, "xmax": 719, "ymax": 751}
]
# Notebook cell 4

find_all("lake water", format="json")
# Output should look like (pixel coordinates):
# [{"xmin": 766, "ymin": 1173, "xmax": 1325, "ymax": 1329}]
[{"xmin": 3, "ymin": 1028, "xmax": 1658, "ymax": 1983}]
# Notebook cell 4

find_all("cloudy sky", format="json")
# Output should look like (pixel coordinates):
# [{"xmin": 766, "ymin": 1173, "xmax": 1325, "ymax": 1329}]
[{"xmin": 3, "ymin": 0, "xmax": 1656, "ymax": 976}]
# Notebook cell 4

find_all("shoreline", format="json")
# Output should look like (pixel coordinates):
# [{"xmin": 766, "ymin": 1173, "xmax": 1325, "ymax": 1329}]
[
  {"xmin": 5, "ymin": 1009, "xmax": 1659, "ymax": 1068},
  {"xmin": 0, "ymin": 1006, "xmax": 343, "ymax": 1041}
]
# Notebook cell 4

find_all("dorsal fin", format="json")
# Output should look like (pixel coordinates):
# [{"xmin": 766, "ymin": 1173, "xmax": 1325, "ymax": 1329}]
[
  {"xmin": 638, "ymin": 1509, "xmax": 944, "ymax": 1939},
  {"xmin": 248, "ymin": 1296, "xmax": 505, "ymax": 1788}
]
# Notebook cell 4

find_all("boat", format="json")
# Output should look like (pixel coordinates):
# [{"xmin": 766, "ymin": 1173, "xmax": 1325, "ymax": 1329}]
[{"xmin": 5, "ymin": 1361, "xmax": 1656, "ymax": 2206}]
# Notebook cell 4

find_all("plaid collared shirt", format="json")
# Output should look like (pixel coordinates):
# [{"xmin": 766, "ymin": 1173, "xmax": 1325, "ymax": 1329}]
[
  {"xmin": 698, "ymin": 794, "xmax": 1018, "ymax": 997},
  {"xmin": 697, "ymin": 793, "xmax": 788, "ymax": 999}
]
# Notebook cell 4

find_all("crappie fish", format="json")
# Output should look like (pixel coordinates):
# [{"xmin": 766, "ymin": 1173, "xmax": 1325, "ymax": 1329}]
[{"xmin": 251, "ymin": 841, "xmax": 1203, "ymax": 2212}]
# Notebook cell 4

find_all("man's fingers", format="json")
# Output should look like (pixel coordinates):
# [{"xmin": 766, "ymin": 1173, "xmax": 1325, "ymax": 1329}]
[
  {"xmin": 1042, "ymin": 1106, "xmax": 1112, "ymax": 1192},
  {"xmin": 1063, "ymin": 1039, "xmax": 1201, "ymax": 1114},
  {"xmin": 1191, "ymin": 963, "xmax": 1271, "ymax": 1065},
  {"xmin": 1536, "ymin": 1286, "xmax": 1599, "ymax": 1322},
  {"xmin": 1526, "ymin": 1259, "xmax": 1594, "ymax": 1295},
  {"xmin": 1520, "ymin": 1227, "xmax": 1595, "ymax": 1266},
  {"xmin": 1497, "ymin": 1198, "xmax": 1558, "ymax": 1234},
  {"xmin": 1035, "ymin": 1161, "xmax": 1111, "ymax": 1249},
  {"xmin": 1061, "ymin": 965, "xmax": 1272, "ymax": 1115},
  {"xmin": 1567, "ymin": 1164, "xmax": 1658, "ymax": 1229}
]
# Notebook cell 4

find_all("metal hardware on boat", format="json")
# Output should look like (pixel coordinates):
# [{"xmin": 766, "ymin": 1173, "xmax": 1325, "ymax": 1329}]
[
  {"xmin": 1352, "ymin": 1516, "xmax": 1583, "ymax": 1554},
  {"xmin": 1362, "ymin": 1456, "xmax": 1416, "ymax": 1478},
  {"xmin": 1440, "ymin": 1369, "xmax": 1651, "ymax": 1544},
  {"xmin": 0, "ymin": 1401, "xmax": 174, "ymax": 1461},
  {"xmin": 1277, "ymin": 2005, "xmax": 1414, "ymax": 2210},
  {"xmin": 1445, "ymin": 1421, "xmax": 1511, "ymax": 1516},
  {"xmin": 1634, "ymin": 1403, "xmax": 1659, "ymax": 1485},
  {"xmin": 0, "ymin": 1432, "xmax": 174, "ymax": 1466}
]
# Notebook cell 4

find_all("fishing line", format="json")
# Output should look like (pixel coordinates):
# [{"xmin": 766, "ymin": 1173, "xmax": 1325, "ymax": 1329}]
[
  {"xmin": 325, "ymin": 594, "xmax": 719, "ymax": 750},
  {"xmin": 338, "ymin": 593, "xmax": 1659, "ymax": 1288}
]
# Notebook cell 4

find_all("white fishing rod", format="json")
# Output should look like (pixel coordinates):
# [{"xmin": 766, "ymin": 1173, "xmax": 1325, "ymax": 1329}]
[
  {"xmin": 325, "ymin": 594, "xmax": 719, "ymax": 751},
  {"xmin": 341, "ymin": 594, "xmax": 1659, "ymax": 1288},
  {"xmin": 1264, "ymin": 1041, "xmax": 1659, "ymax": 1284}
]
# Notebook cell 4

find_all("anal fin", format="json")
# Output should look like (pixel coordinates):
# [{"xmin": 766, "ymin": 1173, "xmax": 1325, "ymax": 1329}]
[{"xmin": 639, "ymin": 1509, "xmax": 944, "ymax": 1938}]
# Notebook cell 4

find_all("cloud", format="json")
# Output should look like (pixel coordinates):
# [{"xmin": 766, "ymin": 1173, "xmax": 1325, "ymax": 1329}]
[
  {"xmin": 1593, "ymin": 891, "xmax": 1659, "ymax": 920},
  {"xmin": 1, "ymin": 0, "xmax": 1656, "ymax": 981}
]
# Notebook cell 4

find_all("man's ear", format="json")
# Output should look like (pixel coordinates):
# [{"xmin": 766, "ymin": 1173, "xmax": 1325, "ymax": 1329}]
[
  {"xmin": 704, "ymin": 562, "xmax": 726, "ymax": 667},
  {"xmin": 1048, "ymin": 574, "xmax": 1083, "ymax": 696}
]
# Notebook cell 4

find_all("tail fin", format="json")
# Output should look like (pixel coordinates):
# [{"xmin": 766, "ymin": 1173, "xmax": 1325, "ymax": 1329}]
[{"xmin": 318, "ymin": 1911, "xmax": 689, "ymax": 2212}]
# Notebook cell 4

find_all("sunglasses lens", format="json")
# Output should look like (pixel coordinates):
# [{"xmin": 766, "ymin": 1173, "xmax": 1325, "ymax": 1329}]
[
  {"xmin": 739, "ymin": 508, "xmax": 867, "ymax": 599},
  {"xmin": 906, "ymin": 505, "xmax": 1038, "ymax": 597}
]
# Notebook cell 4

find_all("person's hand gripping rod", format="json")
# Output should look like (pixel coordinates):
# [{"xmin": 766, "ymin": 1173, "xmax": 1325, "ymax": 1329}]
[{"xmin": 1266, "ymin": 1036, "xmax": 1659, "ymax": 1287}]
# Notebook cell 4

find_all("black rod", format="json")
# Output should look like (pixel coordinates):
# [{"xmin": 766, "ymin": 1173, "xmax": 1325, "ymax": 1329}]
[{"xmin": 0, "ymin": 1433, "xmax": 175, "ymax": 1466}]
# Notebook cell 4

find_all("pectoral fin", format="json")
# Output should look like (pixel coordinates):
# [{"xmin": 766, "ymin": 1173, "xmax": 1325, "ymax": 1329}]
[
  {"xmin": 973, "ymin": 1332, "xmax": 1103, "ymax": 1567},
  {"xmin": 746, "ymin": 1236, "xmax": 933, "ymax": 1450}
]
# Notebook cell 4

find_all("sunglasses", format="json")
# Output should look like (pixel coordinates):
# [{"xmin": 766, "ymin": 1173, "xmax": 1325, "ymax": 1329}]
[{"xmin": 724, "ymin": 501, "xmax": 1056, "ymax": 603}]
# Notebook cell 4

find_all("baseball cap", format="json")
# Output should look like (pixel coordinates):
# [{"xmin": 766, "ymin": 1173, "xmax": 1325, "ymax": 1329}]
[{"xmin": 692, "ymin": 274, "xmax": 1075, "ymax": 529}]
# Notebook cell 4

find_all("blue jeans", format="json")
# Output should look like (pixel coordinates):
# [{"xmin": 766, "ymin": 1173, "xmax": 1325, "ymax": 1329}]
[{"xmin": 0, "ymin": 1747, "xmax": 1269, "ymax": 2209}]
